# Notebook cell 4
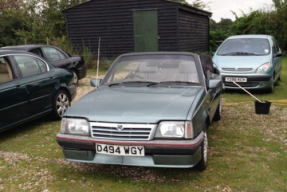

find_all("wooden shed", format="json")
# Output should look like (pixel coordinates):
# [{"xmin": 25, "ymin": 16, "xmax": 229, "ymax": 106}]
[{"xmin": 63, "ymin": 0, "xmax": 212, "ymax": 58}]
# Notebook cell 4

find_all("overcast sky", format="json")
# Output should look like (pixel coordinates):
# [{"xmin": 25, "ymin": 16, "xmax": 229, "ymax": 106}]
[{"xmin": 186, "ymin": 0, "xmax": 274, "ymax": 22}]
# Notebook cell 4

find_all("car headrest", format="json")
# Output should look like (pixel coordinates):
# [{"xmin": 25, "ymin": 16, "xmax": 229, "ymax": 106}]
[
  {"xmin": 139, "ymin": 62, "xmax": 158, "ymax": 73},
  {"xmin": 0, "ymin": 63, "xmax": 8, "ymax": 73},
  {"xmin": 179, "ymin": 62, "xmax": 196, "ymax": 73},
  {"xmin": 24, "ymin": 62, "xmax": 35, "ymax": 69}
]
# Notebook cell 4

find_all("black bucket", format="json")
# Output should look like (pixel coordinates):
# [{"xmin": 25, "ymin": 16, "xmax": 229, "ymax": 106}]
[{"xmin": 255, "ymin": 100, "xmax": 271, "ymax": 115}]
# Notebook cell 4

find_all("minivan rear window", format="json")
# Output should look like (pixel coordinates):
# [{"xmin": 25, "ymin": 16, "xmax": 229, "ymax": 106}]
[{"xmin": 217, "ymin": 38, "xmax": 270, "ymax": 56}]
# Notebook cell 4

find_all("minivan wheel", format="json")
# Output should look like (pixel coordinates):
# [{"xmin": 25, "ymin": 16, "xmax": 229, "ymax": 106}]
[
  {"xmin": 52, "ymin": 90, "xmax": 70, "ymax": 120},
  {"xmin": 278, "ymin": 71, "xmax": 281, "ymax": 81},
  {"xmin": 195, "ymin": 130, "xmax": 208, "ymax": 171},
  {"xmin": 268, "ymin": 75, "xmax": 275, "ymax": 93}
]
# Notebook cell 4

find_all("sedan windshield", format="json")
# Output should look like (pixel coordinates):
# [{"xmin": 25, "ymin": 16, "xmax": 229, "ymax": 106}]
[
  {"xmin": 102, "ymin": 55, "xmax": 199, "ymax": 86},
  {"xmin": 217, "ymin": 38, "xmax": 270, "ymax": 56}
]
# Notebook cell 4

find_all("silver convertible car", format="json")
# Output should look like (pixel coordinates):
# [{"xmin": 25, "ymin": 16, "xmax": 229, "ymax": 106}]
[{"xmin": 56, "ymin": 52, "xmax": 223, "ymax": 171}]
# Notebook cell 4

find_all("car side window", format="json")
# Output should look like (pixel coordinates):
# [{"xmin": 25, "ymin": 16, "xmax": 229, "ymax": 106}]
[
  {"xmin": 30, "ymin": 48, "xmax": 43, "ymax": 57},
  {"xmin": 57, "ymin": 50, "xmax": 66, "ymax": 60},
  {"xmin": 0, "ymin": 57, "xmax": 13, "ymax": 84},
  {"xmin": 42, "ymin": 47, "xmax": 66, "ymax": 61},
  {"xmin": 272, "ymin": 38, "xmax": 279, "ymax": 54},
  {"xmin": 14, "ymin": 55, "xmax": 44, "ymax": 78},
  {"xmin": 273, "ymin": 38, "xmax": 280, "ymax": 53},
  {"xmin": 37, "ymin": 59, "xmax": 48, "ymax": 73}
]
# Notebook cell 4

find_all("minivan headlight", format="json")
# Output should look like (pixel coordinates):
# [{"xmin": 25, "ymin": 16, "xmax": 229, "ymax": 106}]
[
  {"xmin": 60, "ymin": 118, "xmax": 90, "ymax": 136},
  {"xmin": 155, "ymin": 121, "xmax": 193, "ymax": 139},
  {"xmin": 257, "ymin": 63, "xmax": 271, "ymax": 73}
]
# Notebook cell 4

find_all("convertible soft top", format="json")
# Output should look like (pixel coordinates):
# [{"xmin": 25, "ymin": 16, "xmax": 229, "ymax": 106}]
[{"xmin": 199, "ymin": 53, "xmax": 218, "ymax": 79}]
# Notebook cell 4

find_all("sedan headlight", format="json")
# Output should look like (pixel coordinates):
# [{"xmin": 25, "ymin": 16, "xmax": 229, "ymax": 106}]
[
  {"xmin": 60, "ymin": 118, "xmax": 90, "ymax": 136},
  {"xmin": 257, "ymin": 63, "xmax": 271, "ymax": 73},
  {"xmin": 155, "ymin": 121, "xmax": 193, "ymax": 139}
]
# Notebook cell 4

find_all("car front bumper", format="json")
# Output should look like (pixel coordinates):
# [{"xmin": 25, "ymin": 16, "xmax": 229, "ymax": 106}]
[
  {"xmin": 221, "ymin": 73, "xmax": 273, "ymax": 90},
  {"xmin": 56, "ymin": 132, "xmax": 204, "ymax": 168}
]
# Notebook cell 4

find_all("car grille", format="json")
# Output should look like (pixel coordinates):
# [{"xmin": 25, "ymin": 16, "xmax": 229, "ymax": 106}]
[
  {"xmin": 225, "ymin": 82, "xmax": 259, "ymax": 87},
  {"xmin": 222, "ymin": 68, "xmax": 253, "ymax": 72},
  {"xmin": 90, "ymin": 122, "xmax": 157, "ymax": 141}
]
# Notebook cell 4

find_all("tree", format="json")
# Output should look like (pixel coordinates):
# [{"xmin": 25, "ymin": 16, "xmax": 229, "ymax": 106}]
[
  {"xmin": 190, "ymin": 0, "xmax": 209, "ymax": 10},
  {"xmin": 13, "ymin": 0, "xmax": 88, "ymax": 44},
  {"xmin": 0, "ymin": 0, "xmax": 20, "ymax": 10},
  {"xmin": 171, "ymin": 0, "xmax": 209, "ymax": 10}
]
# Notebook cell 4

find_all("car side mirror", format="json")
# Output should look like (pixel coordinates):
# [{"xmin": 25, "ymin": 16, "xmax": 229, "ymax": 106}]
[
  {"xmin": 91, "ymin": 79, "xmax": 102, "ymax": 88},
  {"xmin": 274, "ymin": 52, "xmax": 282, "ymax": 58},
  {"xmin": 207, "ymin": 79, "xmax": 222, "ymax": 89}
]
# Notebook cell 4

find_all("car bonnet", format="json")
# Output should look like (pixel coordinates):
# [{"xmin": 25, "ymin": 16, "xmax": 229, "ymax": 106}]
[
  {"xmin": 213, "ymin": 55, "xmax": 271, "ymax": 73},
  {"xmin": 64, "ymin": 86, "xmax": 203, "ymax": 123}
]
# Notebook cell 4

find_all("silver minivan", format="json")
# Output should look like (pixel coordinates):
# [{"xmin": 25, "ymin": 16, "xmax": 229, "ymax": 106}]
[{"xmin": 212, "ymin": 35, "xmax": 282, "ymax": 92}]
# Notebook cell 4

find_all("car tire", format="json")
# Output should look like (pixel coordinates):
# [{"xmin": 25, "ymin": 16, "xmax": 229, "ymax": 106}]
[
  {"xmin": 73, "ymin": 71, "xmax": 79, "ymax": 85},
  {"xmin": 213, "ymin": 99, "xmax": 221, "ymax": 122},
  {"xmin": 267, "ymin": 75, "xmax": 275, "ymax": 93},
  {"xmin": 52, "ymin": 90, "xmax": 71, "ymax": 120},
  {"xmin": 195, "ymin": 129, "xmax": 208, "ymax": 172}
]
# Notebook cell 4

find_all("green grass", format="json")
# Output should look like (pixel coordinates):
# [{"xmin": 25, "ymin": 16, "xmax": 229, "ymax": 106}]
[{"xmin": 0, "ymin": 57, "xmax": 287, "ymax": 191}]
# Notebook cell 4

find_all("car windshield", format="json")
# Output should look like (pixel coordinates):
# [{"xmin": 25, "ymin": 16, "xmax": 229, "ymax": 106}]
[
  {"xmin": 217, "ymin": 38, "xmax": 270, "ymax": 56},
  {"xmin": 102, "ymin": 55, "xmax": 199, "ymax": 86}
]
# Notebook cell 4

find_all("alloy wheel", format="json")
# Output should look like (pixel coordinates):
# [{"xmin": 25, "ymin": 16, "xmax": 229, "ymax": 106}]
[
  {"xmin": 56, "ymin": 93, "xmax": 70, "ymax": 117},
  {"xmin": 203, "ymin": 131, "xmax": 208, "ymax": 163}
]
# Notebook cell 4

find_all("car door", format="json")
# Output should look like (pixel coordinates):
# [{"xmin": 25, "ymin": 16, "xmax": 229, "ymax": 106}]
[
  {"xmin": 0, "ymin": 56, "xmax": 29, "ymax": 130},
  {"xmin": 271, "ymin": 38, "xmax": 282, "ymax": 79},
  {"xmin": 207, "ymin": 75, "xmax": 222, "ymax": 119},
  {"xmin": 12, "ymin": 55, "xmax": 58, "ymax": 117},
  {"xmin": 41, "ymin": 46, "xmax": 71, "ymax": 68}
]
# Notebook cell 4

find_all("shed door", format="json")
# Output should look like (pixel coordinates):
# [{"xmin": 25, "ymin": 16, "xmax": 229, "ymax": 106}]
[{"xmin": 133, "ymin": 10, "xmax": 158, "ymax": 52}]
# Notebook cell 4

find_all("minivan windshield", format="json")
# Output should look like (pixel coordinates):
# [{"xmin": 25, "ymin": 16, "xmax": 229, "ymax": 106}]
[
  {"xmin": 102, "ymin": 55, "xmax": 200, "ymax": 86},
  {"xmin": 217, "ymin": 38, "xmax": 270, "ymax": 56}
]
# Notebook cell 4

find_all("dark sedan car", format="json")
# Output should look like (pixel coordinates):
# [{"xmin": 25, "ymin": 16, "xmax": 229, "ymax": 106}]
[
  {"xmin": 1, "ymin": 45, "xmax": 87, "ymax": 84},
  {"xmin": 0, "ymin": 50, "xmax": 77, "ymax": 132}
]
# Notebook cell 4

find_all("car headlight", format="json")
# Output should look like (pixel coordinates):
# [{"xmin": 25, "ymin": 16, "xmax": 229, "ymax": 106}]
[
  {"xmin": 257, "ymin": 63, "xmax": 271, "ymax": 73},
  {"xmin": 155, "ymin": 121, "xmax": 193, "ymax": 139},
  {"xmin": 60, "ymin": 118, "xmax": 90, "ymax": 136},
  {"xmin": 213, "ymin": 63, "xmax": 217, "ymax": 69}
]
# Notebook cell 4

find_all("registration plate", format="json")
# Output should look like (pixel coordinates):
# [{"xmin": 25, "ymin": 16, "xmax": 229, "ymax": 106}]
[
  {"xmin": 225, "ymin": 77, "xmax": 247, "ymax": 83},
  {"xmin": 96, "ymin": 144, "xmax": 145, "ymax": 156}
]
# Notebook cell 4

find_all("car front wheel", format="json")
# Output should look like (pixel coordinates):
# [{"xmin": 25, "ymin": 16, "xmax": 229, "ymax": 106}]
[
  {"xmin": 52, "ymin": 90, "xmax": 71, "ymax": 120},
  {"xmin": 73, "ymin": 71, "xmax": 79, "ymax": 85},
  {"xmin": 213, "ymin": 99, "xmax": 221, "ymax": 122},
  {"xmin": 196, "ymin": 129, "xmax": 208, "ymax": 171},
  {"xmin": 267, "ymin": 74, "xmax": 275, "ymax": 93}
]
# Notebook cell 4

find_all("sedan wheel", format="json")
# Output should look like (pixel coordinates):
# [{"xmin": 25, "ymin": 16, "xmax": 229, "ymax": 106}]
[
  {"xmin": 203, "ymin": 131, "xmax": 208, "ymax": 163},
  {"xmin": 213, "ymin": 99, "xmax": 221, "ymax": 122},
  {"xmin": 73, "ymin": 71, "xmax": 78, "ymax": 85},
  {"xmin": 196, "ymin": 129, "xmax": 208, "ymax": 171},
  {"xmin": 53, "ymin": 90, "xmax": 70, "ymax": 120}
]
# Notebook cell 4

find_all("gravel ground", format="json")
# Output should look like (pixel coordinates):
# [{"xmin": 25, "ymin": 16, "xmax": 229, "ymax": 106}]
[{"xmin": 73, "ymin": 75, "xmax": 105, "ymax": 103}]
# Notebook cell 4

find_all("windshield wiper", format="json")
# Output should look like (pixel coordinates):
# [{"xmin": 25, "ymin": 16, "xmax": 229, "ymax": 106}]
[
  {"xmin": 122, "ymin": 81, "xmax": 158, "ymax": 85},
  {"xmin": 108, "ymin": 82, "xmax": 123, "ymax": 87},
  {"xmin": 221, "ymin": 52, "xmax": 256, "ymax": 56},
  {"xmin": 108, "ymin": 81, "xmax": 158, "ymax": 87}
]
